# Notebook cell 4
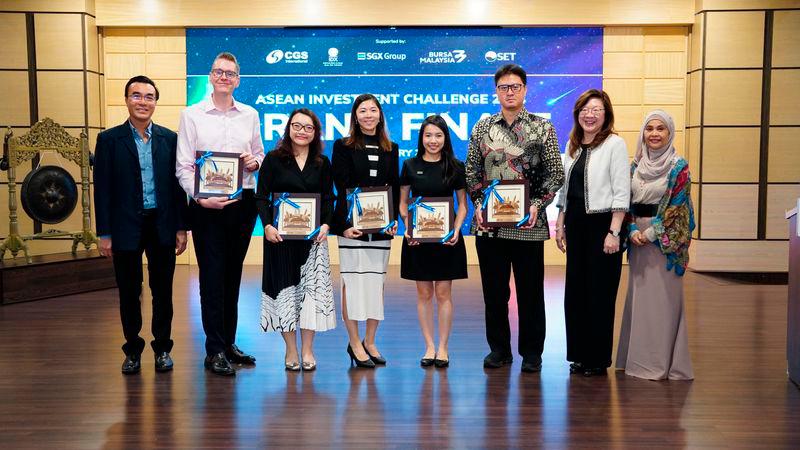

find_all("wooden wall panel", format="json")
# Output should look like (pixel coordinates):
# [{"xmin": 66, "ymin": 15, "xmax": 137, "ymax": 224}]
[
  {"xmin": 102, "ymin": 28, "xmax": 146, "ymax": 53},
  {"xmin": 603, "ymin": 79, "xmax": 643, "ymax": 105},
  {"xmin": 146, "ymin": 28, "xmax": 186, "ymax": 53},
  {"xmin": 34, "ymin": 14, "xmax": 84, "ymax": 70},
  {"xmin": 690, "ymin": 182, "xmax": 699, "ymax": 238},
  {"xmin": 687, "ymin": 127, "xmax": 700, "ymax": 182},
  {"xmin": 644, "ymin": 52, "xmax": 686, "ymax": 78},
  {"xmin": 146, "ymin": 53, "xmax": 186, "ymax": 79},
  {"xmin": 700, "ymin": 184, "xmax": 758, "ymax": 239},
  {"xmin": 701, "ymin": 128, "xmax": 760, "ymax": 182},
  {"xmin": 604, "ymin": 27, "xmax": 644, "ymax": 52},
  {"xmin": 643, "ymin": 79, "xmax": 685, "ymax": 104},
  {"xmin": 104, "ymin": 54, "xmax": 145, "ymax": 79},
  {"xmin": 689, "ymin": 12, "xmax": 703, "ymax": 72},
  {"xmin": 0, "ymin": 13, "xmax": 28, "ymax": 69},
  {"xmin": 770, "ymin": 69, "xmax": 800, "ymax": 126},
  {"xmin": 704, "ymin": 11, "xmax": 765, "ymax": 68},
  {"xmin": 0, "ymin": 72, "xmax": 30, "ymax": 126},
  {"xmin": 687, "ymin": 71, "xmax": 701, "ymax": 127},
  {"xmin": 772, "ymin": 11, "xmax": 800, "ymax": 68},
  {"xmin": 613, "ymin": 105, "xmax": 645, "ymax": 132},
  {"xmin": 603, "ymin": 53, "xmax": 643, "ymax": 78},
  {"xmin": 703, "ymin": 70, "xmax": 762, "ymax": 126},
  {"xmin": 85, "ymin": 15, "xmax": 100, "ymax": 73},
  {"xmin": 688, "ymin": 240, "xmax": 788, "ymax": 272},
  {"xmin": 768, "ymin": 127, "xmax": 800, "ymax": 183},
  {"xmin": 151, "ymin": 80, "xmax": 186, "ymax": 106},
  {"xmin": 87, "ymin": 72, "xmax": 102, "ymax": 128},
  {"xmin": 37, "ymin": 72, "xmax": 85, "ymax": 127},
  {"xmin": 644, "ymin": 27, "xmax": 687, "ymax": 52},
  {"xmin": 766, "ymin": 184, "xmax": 800, "ymax": 239}
]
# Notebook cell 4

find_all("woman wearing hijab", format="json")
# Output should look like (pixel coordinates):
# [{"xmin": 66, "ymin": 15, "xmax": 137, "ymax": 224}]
[{"xmin": 615, "ymin": 109, "xmax": 695, "ymax": 381}]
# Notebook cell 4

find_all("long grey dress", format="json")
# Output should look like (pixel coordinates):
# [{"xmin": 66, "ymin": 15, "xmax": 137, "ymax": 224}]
[{"xmin": 615, "ymin": 166, "xmax": 693, "ymax": 381}]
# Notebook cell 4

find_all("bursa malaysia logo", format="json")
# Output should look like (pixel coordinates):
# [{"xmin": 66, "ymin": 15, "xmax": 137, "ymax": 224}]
[
  {"xmin": 265, "ymin": 49, "xmax": 309, "ymax": 64},
  {"xmin": 419, "ymin": 50, "xmax": 467, "ymax": 64}
]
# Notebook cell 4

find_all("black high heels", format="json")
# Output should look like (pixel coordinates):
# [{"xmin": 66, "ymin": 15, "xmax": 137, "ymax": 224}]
[
  {"xmin": 362, "ymin": 340, "xmax": 386, "ymax": 365},
  {"xmin": 347, "ymin": 344, "xmax": 376, "ymax": 368}
]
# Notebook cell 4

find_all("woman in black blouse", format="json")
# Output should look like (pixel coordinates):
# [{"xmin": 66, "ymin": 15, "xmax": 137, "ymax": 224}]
[
  {"xmin": 256, "ymin": 108, "xmax": 335, "ymax": 372},
  {"xmin": 331, "ymin": 94, "xmax": 399, "ymax": 368},
  {"xmin": 399, "ymin": 115, "xmax": 468, "ymax": 368}
]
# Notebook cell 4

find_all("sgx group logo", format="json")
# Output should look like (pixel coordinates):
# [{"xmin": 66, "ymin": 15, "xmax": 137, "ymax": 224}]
[
  {"xmin": 356, "ymin": 52, "xmax": 407, "ymax": 61},
  {"xmin": 265, "ymin": 49, "xmax": 309, "ymax": 64},
  {"xmin": 419, "ymin": 50, "xmax": 467, "ymax": 64}
]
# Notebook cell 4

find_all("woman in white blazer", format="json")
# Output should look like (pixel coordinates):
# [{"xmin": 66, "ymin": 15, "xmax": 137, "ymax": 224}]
[{"xmin": 555, "ymin": 89, "xmax": 630, "ymax": 377}]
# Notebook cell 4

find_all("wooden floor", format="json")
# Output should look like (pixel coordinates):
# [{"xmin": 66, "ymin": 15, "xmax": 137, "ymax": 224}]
[{"xmin": 0, "ymin": 265, "xmax": 798, "ymax": 449}]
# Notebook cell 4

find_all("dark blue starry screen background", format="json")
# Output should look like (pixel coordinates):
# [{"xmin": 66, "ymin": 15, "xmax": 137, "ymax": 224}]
[{"xmin": 187, "ymin": 27, "xmax": 603, "ymax": 236}]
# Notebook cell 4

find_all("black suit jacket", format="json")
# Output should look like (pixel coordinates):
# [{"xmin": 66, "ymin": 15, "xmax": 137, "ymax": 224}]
[{"xmin": 93, "ymin": 121, "xmax": 189, "ymax": 252}]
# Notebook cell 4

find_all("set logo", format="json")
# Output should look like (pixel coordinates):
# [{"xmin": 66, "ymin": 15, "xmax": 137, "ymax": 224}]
[
  {"xmin": 419, "ymin": 49, "xmax": 467, "ymax": 64},
  {"xmin": 265, "ymin": 49, "xmax": 309, "ymax": 64},
  {"xmin": 484, "ymin": 50, "xmax": 517, "ymax": 63},
  {"xmin": 323, "ymin": 47, "xmax": 343, "ymax": 67},
  {"xmin": 357, "ymin": 51, "xmax": 407, "ymax": 61}
]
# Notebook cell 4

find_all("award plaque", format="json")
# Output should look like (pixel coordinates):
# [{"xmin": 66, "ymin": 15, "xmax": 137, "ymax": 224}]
[
  {"xmin": 484, "ymin": 180, "xmax": 530, "ymax": 227},
  {"xmin": 194, "ymin": 151, "xmax": 244, "ymax": 199},
  {"xmin": 348, "ymin": 186, "xmax": 394, "ymax": 234},
  {"xmin": 273, "ymin": 193, "xmax": 321, "ymax": 240},
  {"xmin": 409, "ymin": 196, "xmax": 455, "ymax": 243}
]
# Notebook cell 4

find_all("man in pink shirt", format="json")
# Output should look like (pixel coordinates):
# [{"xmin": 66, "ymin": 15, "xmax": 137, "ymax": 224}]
[{"xmin": 176, "ymin": 52, "xmax": 265, "ymax": 376}]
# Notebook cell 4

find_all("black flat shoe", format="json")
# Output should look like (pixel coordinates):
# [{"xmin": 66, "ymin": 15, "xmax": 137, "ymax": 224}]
[
  {"xmin": 420, "ymin": 358, "xmax": 435, "ymax": 367},
  {"xmin": 347, "ymin": 344, "xmax": 375, "ymax": 368},
  {"xmin": 204, "ymin": 352, "xmax": 236, "ymax": 376},
  {"xmin": 362, "ymin": 340, "xmax": 386, "ymax": 365},
  {"xmin": 483, "ymin": 351, "xmax": 513, "ymax": 368},
  {"xmin": 226, "ymin": 344, "xmax": 256, "ymax": 365},
  {"xmin": 521, "ymin": 358, "xmax": 542, "ymax": 373},
  {"xmin": 434, "ymin": 358, "xmax": 449, "ymax": 368},
  {"xmin": 122, "ymin": 354, "xmax": 141, "ymax": 374},
  {"xmin": 569, "ymin": 362, "xmax": 583, "ymax": 374},
  {"xmin": 583, "ymin": 367, "xmax": 607, "ymax": 377},
  {"xmin": 155, "ymin": 352, "xmax": 174, "ymax": 372}
]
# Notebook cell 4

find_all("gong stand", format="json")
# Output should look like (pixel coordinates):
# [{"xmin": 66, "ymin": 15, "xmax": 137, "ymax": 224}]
[{"xmin": 1, "ymin": 118, "xmax": 97, "ymax": 263}]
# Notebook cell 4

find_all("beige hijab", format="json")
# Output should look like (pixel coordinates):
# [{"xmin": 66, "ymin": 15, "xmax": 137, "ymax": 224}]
[{"xmin": 635, "ymin": 110, "xmax": 676, "ymax": 181}]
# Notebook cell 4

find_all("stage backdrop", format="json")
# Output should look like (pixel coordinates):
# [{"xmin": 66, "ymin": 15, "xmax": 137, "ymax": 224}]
[{"xmin": 186, "ymin": 27, "xmax": 603, "ymax": 235}]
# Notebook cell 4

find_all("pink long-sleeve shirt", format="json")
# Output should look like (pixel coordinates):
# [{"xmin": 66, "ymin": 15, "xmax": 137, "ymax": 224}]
[{"xmin": 176, "ymin": 97, "xmax": 265, "ymax": 198}]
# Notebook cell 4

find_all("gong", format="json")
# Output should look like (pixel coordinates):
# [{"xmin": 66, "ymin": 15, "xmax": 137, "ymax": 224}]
[{"xmin": 20, "ymin": 165, "xmax": 78, "ymax": 224}]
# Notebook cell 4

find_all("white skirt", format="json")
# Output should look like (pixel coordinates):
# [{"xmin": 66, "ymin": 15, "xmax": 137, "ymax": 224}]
[{"xmin": 337, "ymin": 236, "xmax": 391, "ymax": 321}]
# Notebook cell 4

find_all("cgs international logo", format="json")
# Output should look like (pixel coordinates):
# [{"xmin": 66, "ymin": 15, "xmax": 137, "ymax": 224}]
[
  {"xmin": 484, "ymin": 50, "xmax": 517, "ymax": 63},
  {"xmin": 419, "ymin": 49, "xmax": 467, "ymax": 64},
  {"xmin": 265, "ymin": 49, "xmax": 309, "ymax": 64}
]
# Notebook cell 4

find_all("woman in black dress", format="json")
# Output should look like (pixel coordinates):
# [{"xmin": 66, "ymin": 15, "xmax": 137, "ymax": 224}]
[
  {"xmin": 399, "ymin": 115, "xmax": 468, "ymax": 368},
  {"xmin": 331, "ymin": 94, "xmax": 399, "ymax": 368},
  {"xmin": 256, "ymin": 108, "xmax": 335, "ymax": 372}
]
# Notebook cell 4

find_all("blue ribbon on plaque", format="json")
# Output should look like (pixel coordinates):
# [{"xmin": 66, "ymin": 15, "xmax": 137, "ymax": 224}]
[
  {"xmin": 305, "ymin": 226, "xmax": 322, "ymax": 240},
  {"xmin": 272, "ymin": 192, "xmax": 300, "ymax": 226},
  {"xmin": 380, "ymin": 220, "xmax": 397, "ymax": 234},
  {"xmin": 481, "ymin": 179, "xmax": 504, "ymax": 210},
  {"xmin": 515, "ymin": 213, "xmax": 531, "ymax": 228},
  {"xmin": 407, "ymin": 196, "xmax": 435, "ymax": 230},
  {"xmin": 228, "ymin": 187, "xmax": 243, "ymax": 200},
  {"xmin": 195, "ymin": 151, "xmax": 217, "ymax": 181},
  {"xmin": 346, "ymin": 187, "xmax": 363, "ymax": 222},
  {"xmin": 439, "ymin": 229, "xmax": 455, "ymax": 244}
]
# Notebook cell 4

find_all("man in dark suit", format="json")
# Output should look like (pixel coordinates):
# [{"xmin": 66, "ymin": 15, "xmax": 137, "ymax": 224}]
[{"xmin": 94, "ymin": 75, "xmax": 189, "ymax": 374}]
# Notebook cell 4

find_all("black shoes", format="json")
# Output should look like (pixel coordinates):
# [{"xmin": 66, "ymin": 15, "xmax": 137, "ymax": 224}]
[
  {"xmin": 434, "ymin": 358, "xmax": 449, "ymax": 368},
  {"xmin": 121, "ymin": 354, "xmax": 141, "ymax": 374},
  {"xmin": 569, "ymin": 362, "xmax": 584, "ymax": 374},
  {"xmin": 483, "ymin": 352, "xmax": 513, "ymax": 368},
  {"xmin": 155, "ymin": 352, "xmax": 174, "ymax": 372},
  {"xmin": 362, "ymin": 340, "xmax": 386, "ymax": 365},
  {"xmin": 226, "ymin": 344, "xmax": 256, "ymax": 365},
  {"xmin": 521, "ymin": 358, "xmax": 542, "ymax": 373},
  {"xmin": 205, "ymin": 352, "xmax": 236, "ymax": 376},
  {"xmin": 347, "ymin": 344, "xmax": 376, "ymax": 368},
  {"xmin": 420, "ymin": 358, "xmax": 435, "ymax": 367},
  {"xmin": 582, "ymin": 367, "xmax": 607, "ymax": 377}
]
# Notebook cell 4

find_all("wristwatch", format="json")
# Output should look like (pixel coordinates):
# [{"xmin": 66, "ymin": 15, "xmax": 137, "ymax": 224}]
[{"xmin": 608, "ymin": 229, "xmax": 620, "ymax": 237}]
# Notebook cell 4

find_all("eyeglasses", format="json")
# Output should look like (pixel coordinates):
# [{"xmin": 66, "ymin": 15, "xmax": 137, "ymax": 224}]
[
  {"xmin": 129, "ymin": 93, "xmax": 156, "ymax": 103},
  {"xmin": 291, "ymin": 122, "xmax": 315, "ymax": 133},
  {"xmin": 496, "ymin": 83, "xmax": 524, "ymax": 93},
  {"xmin": 579, "ymin": 107, "xmax": 605, "ymax": 116},
  {"xmin": 211, "ymin": 69, "xmax": 239, "ymax": 79}
]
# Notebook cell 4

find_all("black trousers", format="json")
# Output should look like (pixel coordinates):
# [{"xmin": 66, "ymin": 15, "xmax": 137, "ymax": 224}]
[
  {"xmin": 112, "ymin": 212, "xmax": 176, "ymax": 356},
  {"xmin": 475, "ymin": 236, "xmax": 545, "ymax": 361},
  {"xmin": 190, "ymin": 190, "xmax": 257, "ymax": 356},
  {"xmin": 563, "ymin": 208, "xmax": 623, "ymax": 368}
]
